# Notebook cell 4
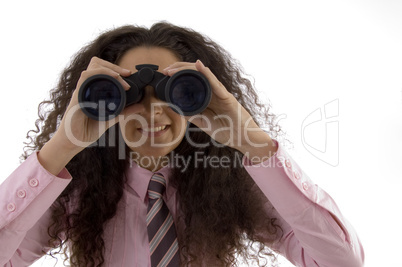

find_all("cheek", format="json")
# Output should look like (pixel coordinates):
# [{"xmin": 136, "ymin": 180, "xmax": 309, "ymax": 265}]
[
  {"xmin": 169, "ymin": 113, "xmax": 187, "ymax": 137},
  {"xmin": 119, "ymin": 121, "xmax": 140, "ymax": 144}
]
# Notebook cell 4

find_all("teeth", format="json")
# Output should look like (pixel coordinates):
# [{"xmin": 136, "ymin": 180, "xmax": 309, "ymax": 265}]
[{"xmin": 143, "ymin": 125, "xmax": 167, "ymax": 132}]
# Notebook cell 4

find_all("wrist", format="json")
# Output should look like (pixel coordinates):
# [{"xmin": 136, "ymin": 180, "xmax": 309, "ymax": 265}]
[
  {"xmin": 38, "ymin": 133, "xmax": 81, "ymax": 175},
  {"xmin": 235, "ymin": 130, "xmax": 278, "ymax": 164}
]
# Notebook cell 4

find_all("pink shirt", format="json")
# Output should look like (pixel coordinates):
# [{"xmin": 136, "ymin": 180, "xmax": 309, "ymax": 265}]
[{"xmin": 0, "ymin": 141, "xmax": 364, "ymax": 266}]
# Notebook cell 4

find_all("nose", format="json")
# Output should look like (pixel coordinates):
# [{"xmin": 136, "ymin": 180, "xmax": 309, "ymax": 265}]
[{"xmin": 139, "ymin": 86, "xmax": 165, "ymax": 117}]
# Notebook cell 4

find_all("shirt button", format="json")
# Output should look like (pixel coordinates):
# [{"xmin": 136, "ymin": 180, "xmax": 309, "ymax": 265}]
[
  {"xmin": 285, "ymin": 159, "xmax": 292, "ymax": 169},
  {"xmin": 302, "ymin": 182, "xmax": 309, "ymax": 191},
  {"xmin": 17, "ymin": 189, "xmax": 27, "ymax": 198},
  {"xmin": 29, "ymin": 178, "xmax": 39, "ymax": 187},
  {"xmin": 7, "ymin": 203, "xmax": 16, "ymax": 212},
  {"xmin": 294, "ymin": 171, "xmax": 300, "ymax": 180}
]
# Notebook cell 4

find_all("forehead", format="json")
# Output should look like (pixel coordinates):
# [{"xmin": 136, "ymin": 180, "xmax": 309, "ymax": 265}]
[{"xmin": 118, "ymin": 46, "xmax": 180, "ymax": 72}]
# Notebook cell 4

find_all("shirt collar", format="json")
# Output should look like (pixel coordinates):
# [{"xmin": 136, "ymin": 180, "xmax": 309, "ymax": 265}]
[{"xmin": 125, "ymin": 160, "xmax": 172, "ymax": 201}]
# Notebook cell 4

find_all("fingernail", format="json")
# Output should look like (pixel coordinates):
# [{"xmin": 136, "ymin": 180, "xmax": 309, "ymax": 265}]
[
  {"xmin": 197, "ymin": 59, "xmax": 205, "ymax": 67},
  {"xmin": 163, "ymin": 65, "xmax": 173, "ymax": 71},
  {"xmin": 167, "ymin": 68, "xmax": 179, "ymax": 75},
  {"xmin": 122, "ymin": 68, "xmax": 132, "ymax": 75}
]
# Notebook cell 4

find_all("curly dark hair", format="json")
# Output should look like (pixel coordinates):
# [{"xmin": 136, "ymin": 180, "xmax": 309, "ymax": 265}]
[{"xmin": 23, "ymin": 22, "xmax": 286, "ymax": 266}]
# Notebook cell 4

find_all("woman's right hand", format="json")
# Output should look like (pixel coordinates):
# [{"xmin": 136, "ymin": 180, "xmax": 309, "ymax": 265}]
[{"xmin": 38, "ymin": 57, "xmax": 132, "ymax": 175}]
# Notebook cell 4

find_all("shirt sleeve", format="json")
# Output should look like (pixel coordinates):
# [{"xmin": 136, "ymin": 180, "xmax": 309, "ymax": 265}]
[
  {"xmin": 243, "ymin": 140, "xmax": 365, "ymax": 267},
  {"xmin": 0, "ymin": 152, "xmax": 72, "ymax": 266}
]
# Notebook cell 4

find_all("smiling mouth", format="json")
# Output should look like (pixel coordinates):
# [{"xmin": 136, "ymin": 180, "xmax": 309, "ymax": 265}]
[{"xmin": 138, "ymin": 125, "xmax": 170, "ymax": 136}]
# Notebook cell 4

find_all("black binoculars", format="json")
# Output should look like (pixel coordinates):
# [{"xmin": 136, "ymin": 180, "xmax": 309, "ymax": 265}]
[{"xmin": 78, "ymin": 64, "xmax": 212, "ymax": 121}]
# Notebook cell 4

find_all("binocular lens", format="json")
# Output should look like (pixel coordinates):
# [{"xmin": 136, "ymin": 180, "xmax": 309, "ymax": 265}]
[
  {"xmin": 170, "ymin": 76, "xmax": 207, "ymax": 113},
  {"xmin": 79, "ymin": 76, "xmax": 125, "ymax": 120}
]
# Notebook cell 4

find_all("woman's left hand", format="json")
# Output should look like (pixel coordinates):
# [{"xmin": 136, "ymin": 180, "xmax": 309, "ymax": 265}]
[{"xmin": 163, "ymin": 61, "xmax": 277, "ymax": 162}]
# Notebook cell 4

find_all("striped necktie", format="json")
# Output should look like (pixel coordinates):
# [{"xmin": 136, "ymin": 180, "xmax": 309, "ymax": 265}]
[{"xmin": 147, "ymin": 173, "xmax": 180, "ymax": 267}]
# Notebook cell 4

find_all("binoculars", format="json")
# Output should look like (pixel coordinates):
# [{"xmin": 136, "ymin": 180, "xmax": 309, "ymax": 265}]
[{"xmin": 78, "ymin": 64, "xmax": 212, "ymax": 121}]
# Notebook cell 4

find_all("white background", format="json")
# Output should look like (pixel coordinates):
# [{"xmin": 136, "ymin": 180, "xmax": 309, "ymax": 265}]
[{"xmin": 0, "ymin": 0, "xmax": 401, "ymax": 266}]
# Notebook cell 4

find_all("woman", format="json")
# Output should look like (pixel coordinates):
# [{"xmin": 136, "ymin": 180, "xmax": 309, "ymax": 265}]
[{"xmin": 0, "ymin": 22, "xmax": 364, "ymax": 266}]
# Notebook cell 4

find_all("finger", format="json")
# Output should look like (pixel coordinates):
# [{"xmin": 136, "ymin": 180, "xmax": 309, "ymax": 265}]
[
  {"xmin": 80, "ymin": 68, "xmax": 131, "ymax": 90},
  {"xmin": 162, "ymin": 62, "xmax": 196, "ymax": 75},
  {"xmin": 165, "ymin": 66, "xmax": 198, "ymax": 76},
  {"xmin": 88, "ymin": 56, "xmax": 132, "ymax": 77},
  {"xmin": 163, "ymin": 62, "xmax": 195, "ymax": 70},
  {"xmin": 195, "ymin": 60, "xmax": 230, "ymax": 99}
]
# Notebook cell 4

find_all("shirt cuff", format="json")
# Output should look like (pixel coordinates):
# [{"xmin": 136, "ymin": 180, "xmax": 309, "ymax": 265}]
[{"xmin": 0, "ymin": 152, "xmax": 72, "ymax": 231}]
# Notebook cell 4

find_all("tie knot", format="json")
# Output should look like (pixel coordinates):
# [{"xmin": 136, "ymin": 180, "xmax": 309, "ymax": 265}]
[{"xmin": 148, "ymin": 173, "xmax": 166, "ymax": 200}]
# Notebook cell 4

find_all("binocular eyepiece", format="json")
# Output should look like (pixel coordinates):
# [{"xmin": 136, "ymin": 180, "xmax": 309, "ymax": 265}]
[{"xmin": 78, "ymin": 64, "xmax": 212, "ymax": 121}]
